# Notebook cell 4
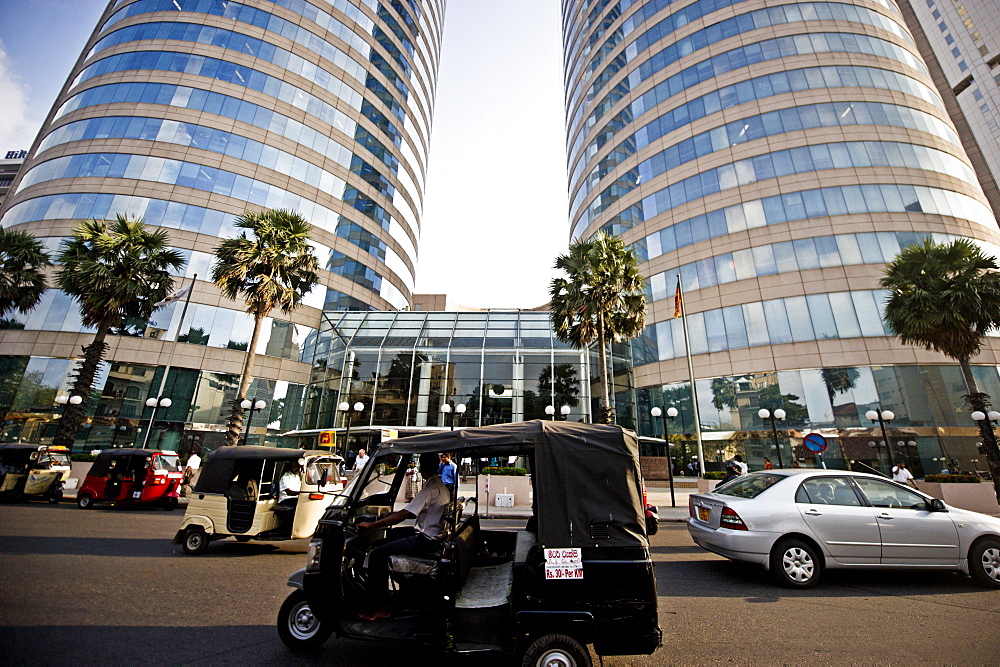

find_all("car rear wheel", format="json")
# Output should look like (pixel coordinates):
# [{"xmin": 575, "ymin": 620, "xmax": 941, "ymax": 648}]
[
  {"xmin": 182, "ymin": 526, "xmax": 209, "ymax": 555},
  {"xmin": 77, "ymin": 494, "xmax": 93, "ymax": 509},
  {"xmin": 969, "ymin": 538, "xmax": 1000, "ymax": 588},
  {"xmin": 771, "ymin": 538, "xmax": 821, "ymax": 589},
  {"xmin": 521, "ymin": 633, "xmax": 592, "ymax": 667},
  {"xmin": 277, "ymin": 590, "xmax": 333, "ymax": 652}
]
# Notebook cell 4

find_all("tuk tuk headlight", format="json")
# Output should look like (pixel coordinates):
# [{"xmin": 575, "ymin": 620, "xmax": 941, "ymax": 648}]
[{"xmin": 306, "ymin": 539, "xmax": 323, "ymax": 571}]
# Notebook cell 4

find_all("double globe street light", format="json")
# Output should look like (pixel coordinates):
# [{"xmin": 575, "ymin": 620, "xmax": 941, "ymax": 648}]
[
  {"xmin": 338, "ymin": 401, "xmax": 366, "ymax": 458},
  {"xmin": 440, "ymin": 402, "xmax": 467, "ymax": 430},
  {"xmin": 141, "ymin": 396, "xmax": 172, "ymax": 448},
  {"xmin": 241, "ymin": 398, "xmax": 267, "ymax": 446},
  {"xmin": 865, "ymin": 408, "xmax": 894, "ymax": 472},
  {"xmin": 650, "ymin": 406, "xmax": 679, "ymax": 507},
  {"xmin": 758, "ymin": 408, "xmax": 786, "ymax": 468},
  {"xmin": 544, "ymin": 405, "xmax": 571, "ymax": 421}
]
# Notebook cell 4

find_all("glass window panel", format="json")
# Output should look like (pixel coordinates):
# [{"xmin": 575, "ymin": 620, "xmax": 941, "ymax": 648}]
[
  {"xmin": 723, "ymin": 305, "xmax": 749, "ymax": 349},
  {"xmin": 786, "ymin": 296, "xmax": 815, "ymax": 341},
  {"xmin": 743, "ymin": 302, "xmax": 770, "ymax": 346},
  {"xmin": 806, "ymin": 294, "xmax": 838, "ymax": 339},
  {"xmin": 752, "ymin": 245, "xmax": 777, "ymax": 276},
  {"xmin": 763, "ymin": 299, "xmax": 793, "ymax": 344},
  {"xmin": 793, "ymin": 238, "xmax": 820, "ymax": 269},
  {"xmin": 835, "ymin": 235, "xmax": 863, "ymax": 265},
  {"xmin": 688, "ymin": 313, "xmax": 708, "ymax": 355},
  {"xmin": 829, "ymin": 292, "xmax": 862, "ymax": 337},
  {"xmin": 852, "ymin": 291, "xmax": 887, "ymax": 336}
]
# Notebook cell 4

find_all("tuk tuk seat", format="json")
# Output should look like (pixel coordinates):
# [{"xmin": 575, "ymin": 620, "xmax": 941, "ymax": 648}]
[{"xmin": 388, "ymin": 513, "xmax": 478, "ymax": 584}]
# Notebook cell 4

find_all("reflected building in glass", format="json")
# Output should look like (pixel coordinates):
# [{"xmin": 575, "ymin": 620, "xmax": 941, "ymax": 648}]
[
  {"xmin": 562, "ymin": 0, "xmax": 1000, "ymax": 474},
  {"xmin": 0, "ymin": 0, "xmax": 446, "ymax": 451}
]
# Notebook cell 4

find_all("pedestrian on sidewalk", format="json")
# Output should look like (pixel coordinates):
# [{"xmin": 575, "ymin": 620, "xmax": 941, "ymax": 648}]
[{"xmin": 763, "ymin": 457, "xmax": 773, "ymax": 470}]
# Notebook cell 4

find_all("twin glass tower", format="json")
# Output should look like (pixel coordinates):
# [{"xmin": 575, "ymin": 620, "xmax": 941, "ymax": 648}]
[{"xmin": 1, "ymin": 0, "xmax": 999, "ymax": 467}]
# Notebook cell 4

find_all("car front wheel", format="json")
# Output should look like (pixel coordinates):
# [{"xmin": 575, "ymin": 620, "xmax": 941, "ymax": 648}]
[
  {"xmin": 520, "ymin": 633, "xmax": 592, "ymax": 667},
  {"xmin": 771, "ymin": 538, "xmax": 821, "ymax": 589},
  {"xmin": 969, "ymin": 538, "xmax": 1000, "ymax": 588},
  {"xmin": 277, "ymin": 590, "xmax": 333, "ymax": 652}
]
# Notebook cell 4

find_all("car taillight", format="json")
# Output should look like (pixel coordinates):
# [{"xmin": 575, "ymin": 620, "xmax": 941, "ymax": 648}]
[
  {"xmin": 720, "ymin": 506, "xmax": 748, "ymax": 530},
  {"xmin": 688, "ymin": 496, "xmax": 695, "ymax": 518}
]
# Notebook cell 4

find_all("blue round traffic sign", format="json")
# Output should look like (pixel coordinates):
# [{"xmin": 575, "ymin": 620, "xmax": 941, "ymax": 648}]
[{"xmin": 803, "ymin": 433, "xmax": 828, "ymax": 453}]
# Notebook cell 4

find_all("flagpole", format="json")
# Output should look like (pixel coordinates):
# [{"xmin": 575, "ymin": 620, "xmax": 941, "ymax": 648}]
[
  {"xmin": 143, "ymin": 274, "xmax": 197, "ymax": 447},
  {"xmin": 676, "ymin": 276, "xmax": 706, "ymax": 475}
]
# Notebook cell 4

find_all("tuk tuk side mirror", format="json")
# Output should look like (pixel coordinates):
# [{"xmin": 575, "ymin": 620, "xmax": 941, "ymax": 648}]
[
  {"xmin": 319, "ymin": 466, "xmax": 329, "ymax": 488},
  {"xmin": 29, "ymin": 452, "xmax": 38, "ymax": 461}
]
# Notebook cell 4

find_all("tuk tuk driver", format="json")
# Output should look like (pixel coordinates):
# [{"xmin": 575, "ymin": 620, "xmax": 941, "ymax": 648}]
[
  {"xmin": 356, "ymin": 452, "xmax": 449, "ymax": 621},
  {"xmin": 277, "ymin": 462, "xmax": 302, "ymax": 506}
]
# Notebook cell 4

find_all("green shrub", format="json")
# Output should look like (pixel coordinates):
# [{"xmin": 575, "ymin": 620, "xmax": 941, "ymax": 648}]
[
  {"xmin": 482, "ymin": 466, "xmax": 527, "ymax": 476},
  {"xmin": 71, "ymin": 454, "xmax": 97, "ymax": 462},
  {"xmin": 702, "ymin": 471, "xmax": 725, "ymax": 480},
  {"xmin": 924, "ymin": 473, "xmax": 980, "ymax": 483}
]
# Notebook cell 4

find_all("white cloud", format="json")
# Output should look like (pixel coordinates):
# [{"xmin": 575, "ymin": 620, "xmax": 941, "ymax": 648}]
[{"xmin": 0, "ymin": 42, "xmax": 39, "ymax": 153}]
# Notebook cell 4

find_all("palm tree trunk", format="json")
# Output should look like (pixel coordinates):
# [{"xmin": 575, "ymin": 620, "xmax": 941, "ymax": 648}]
[
  {"xmin": 959, "ymin": 358, "xmax": 1000, "ymax": 503},
  {"xmin": 596, "ymin": 312, "xmax": 613, "ymax": 424},
  {"xmin": 226, "ymin": 312, "xmax": 265, "ymax": 446},
  {"xmin": 53, "ymin": 327, "xmax": 110, "ymax": 448}
]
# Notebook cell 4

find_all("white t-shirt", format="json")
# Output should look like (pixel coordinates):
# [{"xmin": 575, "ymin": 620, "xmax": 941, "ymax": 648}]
[
  {"xmin": 277, "ymin": 470, "xmax": 301, "ymax": 501},
  {"xmin": 892, "ymin": 466, "xmax": 914, "ymax": 484},
  {"xmin": 353, "ymin": 452, "xmax": 369, "ymax": 470},
  {"xmin": 403, "ymin": 474, "xmax": 450, "ymax": 539},
  {"xmin": 186, "ymin": 453, "xmax": 201, "ymax": 471}
]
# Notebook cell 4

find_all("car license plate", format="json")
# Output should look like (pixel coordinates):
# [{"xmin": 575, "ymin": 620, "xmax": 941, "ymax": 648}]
[{"xmin": 697, "ymin": 506, "xmax": 710, "ymax": 522}]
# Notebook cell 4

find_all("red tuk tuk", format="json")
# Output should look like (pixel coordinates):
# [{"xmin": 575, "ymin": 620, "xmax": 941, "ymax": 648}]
[{"xmin": 77, "ymin": 448, "xmax": 183, "ymax": 510}]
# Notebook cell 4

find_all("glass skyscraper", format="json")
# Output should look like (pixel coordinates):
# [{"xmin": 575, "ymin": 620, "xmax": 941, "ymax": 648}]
[
  {"xmin": 562, "ymin": 0, "xmax": 1000, "ymax": 473},
  {"xmin": 0, "ymin": 0, "xmax": 446, "ymax": 452}
]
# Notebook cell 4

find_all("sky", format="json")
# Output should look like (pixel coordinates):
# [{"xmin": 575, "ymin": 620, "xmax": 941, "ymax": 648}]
[{"xmin": 0, "ymin": 0, "xmax": 569, "ymax": 309}]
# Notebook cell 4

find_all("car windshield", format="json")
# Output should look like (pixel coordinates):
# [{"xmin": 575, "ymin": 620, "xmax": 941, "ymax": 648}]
[{"xmin": 714, "ymin": 472, "xmax": 787, "ymax": 498}]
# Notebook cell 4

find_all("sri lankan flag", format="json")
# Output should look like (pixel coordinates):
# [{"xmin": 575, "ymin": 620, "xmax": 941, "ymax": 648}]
[{"xmin": 673, "ymin": 276, "xmax": 682, "ymax": 318}]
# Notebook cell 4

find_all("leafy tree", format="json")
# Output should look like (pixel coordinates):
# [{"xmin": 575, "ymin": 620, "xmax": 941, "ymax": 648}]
[
  {"xmin": 0, "ymin": 227, "xmax": 52, "ymax": 318},
  {"xmin": 537, "ymin": 363, "xmax": 580, "ymax": 409},
  {"xmin": 820, "ymin": 366, "xmax": 861, "ymax": 406},
  {"xmin": 211, "ymin": 209, "xmax": 319, "ymax": 445},
  {"xmin": 53, "ymin": 215, "xmax": 186, "ymax": 447},
  {"xmin": 881, "ymin": 238, "xmax": 1000, "ymax": 499},
  {"xmin": 710, "ymin": 377, "xmax": 737, "ymax": 411},
  {"xmin": 549, "ymin": 232, "xmax": 645, "ymax": 423}
]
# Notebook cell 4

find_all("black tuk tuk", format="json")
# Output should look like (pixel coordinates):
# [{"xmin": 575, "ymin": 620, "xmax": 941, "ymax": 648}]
[{"xmin": 277, "ymin": 420, "xmax": 661, "ymax": 665}]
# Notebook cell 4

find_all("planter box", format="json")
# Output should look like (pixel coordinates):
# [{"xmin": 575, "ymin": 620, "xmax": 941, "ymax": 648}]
[
  {"xmin": 477, "ymin": 475, "xmax": 532, "ymax": 508},
  {"xmin": 915, "ymin": 481, "xmax": 1000, "ymax": 514},
  {"xmin": 697, "ymin": 478, "xmax": 722, "ymax": 493}
]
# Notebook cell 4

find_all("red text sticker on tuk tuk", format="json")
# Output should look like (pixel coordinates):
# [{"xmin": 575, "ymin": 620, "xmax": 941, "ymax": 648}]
[{"xmin": 544, "ymin": 548, "xmax": 583, "ymax": 580}]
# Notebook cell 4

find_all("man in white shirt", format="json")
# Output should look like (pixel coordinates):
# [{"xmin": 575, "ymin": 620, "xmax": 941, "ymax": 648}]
[
  {"xmin": 357, "ymin": 453, "xmax": 450, "ymax": 620},
  {"xmin": 277, "ymin": 462, "xmax": 302, "ymax": 503},
  {"xmin": 892, "ymin": 460, "xmax": 916, "ymax": 488},
  {"xmin": 353, "ymin": 448, "xmax": 369, "ymax": 471},
  {"xmin": 182, "ymin": 450, "xmax": 201, "ymax": 497}
]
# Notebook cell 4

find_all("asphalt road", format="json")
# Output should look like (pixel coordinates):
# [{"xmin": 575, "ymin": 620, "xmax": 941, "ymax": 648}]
[{"xmin": 1, "ymin": 502, "xmax": 998, "ymax": 665}]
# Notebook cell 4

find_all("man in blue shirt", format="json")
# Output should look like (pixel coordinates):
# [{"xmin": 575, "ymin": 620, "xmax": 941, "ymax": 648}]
[{"xmin": 438, "ymin": 452, "xmax": 457, "ymax": 496}]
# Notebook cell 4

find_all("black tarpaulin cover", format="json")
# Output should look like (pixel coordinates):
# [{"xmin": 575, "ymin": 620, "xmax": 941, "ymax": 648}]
[
  {"xmin": 377, "ymin": 420, "xmax": 647, "ymax": 547},
  {"xmin": 194, "ymin": 445, "xmax": 304, "ymax": 494}
]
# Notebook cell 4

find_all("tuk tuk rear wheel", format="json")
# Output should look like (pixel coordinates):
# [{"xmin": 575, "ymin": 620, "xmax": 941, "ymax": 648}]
[
  {"xmin": 48, "ymin": 489, "xmax": 63, "ymax": 504},
  {"xmin": 77, "ymin": 494, "xmax": 93, "ymax": 509},
  {"xmin": 277, "ymin": 590, "xmax": 333, "ymax": 652},
  {"xmin": 162, "ymin": 496, "xmax": 178, "ymax": 511},
  {"xmin": 521, "ymin": 633, "xmax": 592, "ymax": 667},
  {"xmin": 182, "ymin": 526, "xmax": 209, "ymax": 555}
]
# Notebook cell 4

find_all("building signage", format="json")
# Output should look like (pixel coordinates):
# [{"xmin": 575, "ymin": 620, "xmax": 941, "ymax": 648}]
[{"xmin": 5, "ymin": 150, "xmax": 27, "ymax": 159}]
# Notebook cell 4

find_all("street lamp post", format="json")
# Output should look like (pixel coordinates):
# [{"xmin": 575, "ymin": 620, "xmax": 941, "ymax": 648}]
[
  {"xmin": 865, "ymin": 408, "xmax": 894, "ymax": 472},
  {"xmin": 141, "ymin": 396, "xmax": 172, "ymax": 449},
  {"xmin": 970, "ymin": 410, "xmax": 1000, "ymax": 484},
  {"xmin": 110, "ymin": 424, "xmax": 128, "ymax": 448},
  {"xmin": 240, "ymin": 398, "xmax": 267, "ymax": 446},
  {"xmin": 758, "ymin": 408, "xmax": 786, "ymax": 468},
  {"xmin": 338, "ymin": 401, "xmax": 365, "ymax": 459},
  {"xmin": 650, "ymin": 406, "xmax": 679, "ymax": 507},
  {"xmin": 441, "ymin": 402, "xmax": 467, "ymax": 430}
]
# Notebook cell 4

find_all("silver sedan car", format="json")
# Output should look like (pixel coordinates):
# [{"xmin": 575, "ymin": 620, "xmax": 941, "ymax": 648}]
[{"xmin": 687, "ymin": 469, "xmax": 1000, "ymax": 588}]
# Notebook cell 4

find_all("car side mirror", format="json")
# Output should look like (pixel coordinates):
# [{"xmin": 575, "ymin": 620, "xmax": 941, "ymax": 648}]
[{"xmin": 926, "ymin": 498, "xmax": 946, "ymax": 512}]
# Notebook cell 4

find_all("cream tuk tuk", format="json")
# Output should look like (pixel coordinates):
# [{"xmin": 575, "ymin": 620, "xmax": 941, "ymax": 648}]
[
  {"xmin": 0, "ymin": 444, "xmax": 72, "ymax": 503},
  {"xmin": 174, "ymin": 446, "xmax": 343, "ymax": 554}
]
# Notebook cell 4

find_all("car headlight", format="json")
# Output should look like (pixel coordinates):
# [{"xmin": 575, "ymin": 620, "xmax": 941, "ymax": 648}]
[{"xmin": 306, "ymin": 539, "xmax": 323, "ymax": 571}]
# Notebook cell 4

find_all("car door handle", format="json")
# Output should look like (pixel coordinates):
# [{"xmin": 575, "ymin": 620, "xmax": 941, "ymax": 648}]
[
  {"xmin": 804, "ymin": 509, "xmax": 822, "ymax": 516},
  {"xmin": 878, "ymin": 513, "xmax": 893, "ymax": 520}
]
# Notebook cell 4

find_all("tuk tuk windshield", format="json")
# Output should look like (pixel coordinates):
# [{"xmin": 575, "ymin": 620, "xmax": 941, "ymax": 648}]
[
  {"xmin": 304, "ymin": 458, "xmax": 340, "ymax": 488},
  {"xmin": 154, "ymin": 454, "xmax": 180, "ymax": 472},
  {"xmin": 353, "ymin": 454, "xmax": 403, "ymax": 505},
  {"xmin": 37, "ymin": 451, "xmax": 70, "ymax": 468}
]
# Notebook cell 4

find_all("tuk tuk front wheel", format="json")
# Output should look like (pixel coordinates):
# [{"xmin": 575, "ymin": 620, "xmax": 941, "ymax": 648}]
[
  {"xmin": 521, "ymin": 633, "xmax": 592, "ymax": 667},
  {"xmin": 277, "ymin": 589, "xmax": 333, "ymax": 652},
  {"xmin": 182, "ymin": 526, "xmax": 209, "ymax": 555},
  {"xmin": 77, "ymin": 494, "xmax": 93, "ymax": 509}
]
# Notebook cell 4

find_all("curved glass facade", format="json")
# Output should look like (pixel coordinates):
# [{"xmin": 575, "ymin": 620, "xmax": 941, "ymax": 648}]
[
  {"xmin": 563, "ymin": 0, "xmax": 1000, "ymax": 471},
  {"xmin": 0, "ymin": 0, "xmax": 446, "ymax": 451}
]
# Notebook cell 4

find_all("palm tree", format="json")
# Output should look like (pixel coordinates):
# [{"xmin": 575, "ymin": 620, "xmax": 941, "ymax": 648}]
[
  {"xmin": 212, "ymin": 209, "xmax": 319, "ymax": 445},
  {"xmin": 53, "ymin": 215, "xmax": 186, "ymax": 447},
  {"xmin": 549, "ymin": 232, "xmax": 645, "ymax": 424},
  {"xmin": 881, "ymin": 238, "xmax": 1000, "ymax": 499},
  {"xmin": 0, "ymin": 227, "xmax": 52, "ymax": 319}
]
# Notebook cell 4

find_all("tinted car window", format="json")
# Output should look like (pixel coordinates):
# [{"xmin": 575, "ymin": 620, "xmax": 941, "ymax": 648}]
[
  {"xmin": 714, "ymin": 473, "xmax": 786, "ymax": 499},
  {"xmin": 853, "ymin": 477, "xmax": 927, "ymax": 509},
  {"xmin": 799, "ymin": 477, "xmax": 862, "ymax": 506}
]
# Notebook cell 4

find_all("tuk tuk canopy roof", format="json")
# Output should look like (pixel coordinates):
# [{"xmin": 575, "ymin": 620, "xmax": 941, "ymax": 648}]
[
  {"xmin": 194, "ymin": 446, "xmax": 306, "ymax": 494},
  {"xmin": 378, "ymin": 420, "xmax": 647, "ymax": 548},
  {"xmin": 88, "ymin": 449, "xmax": 173, "ymax": 477}
]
